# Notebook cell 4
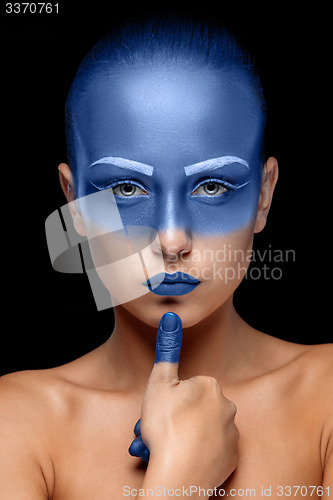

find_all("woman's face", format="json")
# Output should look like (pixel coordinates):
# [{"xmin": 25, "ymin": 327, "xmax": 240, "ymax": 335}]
[{"xmin": 71, "ymin": 63, "xmax": 266, "ymax": 327}]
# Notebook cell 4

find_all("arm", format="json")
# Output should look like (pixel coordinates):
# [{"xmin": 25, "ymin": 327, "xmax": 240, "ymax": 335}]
[
  {"xmin": 0, "ymin": 375, "xmax": 50, "ymax": 499},
  {"xmin": 140, "ymin": 454, "xmax": 219, "ymax": 500}
]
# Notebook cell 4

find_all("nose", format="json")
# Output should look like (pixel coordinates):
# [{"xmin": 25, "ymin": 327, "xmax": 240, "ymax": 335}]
[
  {"xmin": 152, "ymin": 191, "xmax": 193, "ymax": 260},
  {"xmin": 155, "ymin": 227, "xmax": 192, "ymax": 261}
]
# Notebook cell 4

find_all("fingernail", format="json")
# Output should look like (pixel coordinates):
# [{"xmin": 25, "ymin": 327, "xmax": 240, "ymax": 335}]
[{"xmin": 161, "ymin": 312, "xmax": 178, "ymax": 332}]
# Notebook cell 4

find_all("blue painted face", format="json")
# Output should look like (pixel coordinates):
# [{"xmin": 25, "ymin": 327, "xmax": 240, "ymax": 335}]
[{"xmin": 73, "ymin": 64, "xmax": 264, "ymax": 236}]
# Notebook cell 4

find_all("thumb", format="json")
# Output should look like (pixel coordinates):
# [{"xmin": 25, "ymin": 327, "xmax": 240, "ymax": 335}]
[{"xmin": 151, "ymin": 312, "xmax": 183, "ymax": 382}]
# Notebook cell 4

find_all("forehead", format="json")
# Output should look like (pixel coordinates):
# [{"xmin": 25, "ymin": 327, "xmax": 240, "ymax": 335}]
[{"xmin": 74, "ymin": 63, "xmax": 264, "ymax": 169}]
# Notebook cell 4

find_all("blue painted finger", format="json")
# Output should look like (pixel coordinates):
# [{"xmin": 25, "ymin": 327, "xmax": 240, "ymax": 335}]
[
  {"xmin": 140, "ymin": 446, "xmax": 150, "ymax": 463},
  {"xmin": 155, "ymin": 312, "xmax": 182, "ymax": 364},
  {"xmin": 134, "ymin": 418, "xmax": 141, "ymax": 437},
  {"xmin": 128, "ymin": 434, "xmax": 150, "ymax": 462}
]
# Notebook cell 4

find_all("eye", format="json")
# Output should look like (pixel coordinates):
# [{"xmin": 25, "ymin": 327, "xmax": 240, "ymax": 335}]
[
  {"xmin": 192, "ymin": 181, "xmax": 229, "ymax": 196},
  {"xmin": 112, "ymin": 183, "xmax": 148, "ymax": 197}
]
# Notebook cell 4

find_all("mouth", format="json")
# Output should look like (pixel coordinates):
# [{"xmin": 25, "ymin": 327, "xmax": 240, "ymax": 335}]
[{"xmin": 143, "ymin": 272, "xmax": 201, "ymax": 296}]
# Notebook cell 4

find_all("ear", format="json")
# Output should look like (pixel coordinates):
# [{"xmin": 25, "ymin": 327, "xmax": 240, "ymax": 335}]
[
  {"xmin": 58, "ymin": 163, "xmax": 87, "ymax": 237},
  {"xmin": 254, "ymin": 157, "xmax": 279, "ymax": 233}
]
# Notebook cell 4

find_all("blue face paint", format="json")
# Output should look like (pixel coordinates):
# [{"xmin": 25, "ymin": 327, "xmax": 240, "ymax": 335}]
[{"xmin": 73, "ymin": 64, "xmax": 264, "ymax": 236}]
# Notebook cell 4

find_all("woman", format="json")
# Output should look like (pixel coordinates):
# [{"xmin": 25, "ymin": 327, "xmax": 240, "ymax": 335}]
[{"xmin": 1, "ymin": 13, "xmax": 332, "ymax": 499}]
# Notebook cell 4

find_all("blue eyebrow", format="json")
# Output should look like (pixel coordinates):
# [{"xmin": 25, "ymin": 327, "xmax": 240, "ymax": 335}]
[
  {"xmin": 90, "ymin": 157, "xmax": 154, "ymax": 176},
  {"xmin": 184, "ymin": 156, "xmax": 249, "ymax": 176}
]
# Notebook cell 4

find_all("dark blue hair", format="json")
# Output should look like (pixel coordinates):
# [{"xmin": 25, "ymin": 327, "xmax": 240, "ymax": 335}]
[{"xmin": 65, "ymin": 13, "xmax": 266, "ymax": 175}]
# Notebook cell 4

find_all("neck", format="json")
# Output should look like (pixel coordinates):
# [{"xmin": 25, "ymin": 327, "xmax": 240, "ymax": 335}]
[{"xmin": 103, "ymin": 297, "xmax": 255, "ymax": 393}]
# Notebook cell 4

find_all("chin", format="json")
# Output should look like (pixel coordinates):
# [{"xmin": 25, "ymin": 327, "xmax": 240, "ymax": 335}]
[{"xmin": 116, "ymin": 289, "xmax": 230, "ymax": 330}]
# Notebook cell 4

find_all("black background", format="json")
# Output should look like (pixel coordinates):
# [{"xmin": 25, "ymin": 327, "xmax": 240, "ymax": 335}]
[{"xmin": 1, "ymin": 3, "xmax": 331, "ymax": 375}]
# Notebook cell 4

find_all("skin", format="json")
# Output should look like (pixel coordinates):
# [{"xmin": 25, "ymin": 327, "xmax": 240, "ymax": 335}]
[{"xmin": 0, "ymin": 63, "xmax": 332, "ymax": 499}]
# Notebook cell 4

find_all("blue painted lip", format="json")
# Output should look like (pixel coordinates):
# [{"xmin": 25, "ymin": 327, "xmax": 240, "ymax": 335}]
[
  {"xmin": 143, "ymin": 272, "xmax": 200, "ymax": 296},
  {"xmin": 146, "ymin": 282, "xmax": 200, "ymax": 296}
]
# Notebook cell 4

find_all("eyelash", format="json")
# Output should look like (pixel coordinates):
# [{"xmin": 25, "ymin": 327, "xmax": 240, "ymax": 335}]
[
  {"xmin": 90, "ymin": 179, "xmax": 147, "ymax": 192},
  {"xmin": 89, "ymin": 176, "xmax": 239, "ymax": 197},
  {"xmin": 192, "ymin": 176, "xmax": 236, "ymax": 193}
]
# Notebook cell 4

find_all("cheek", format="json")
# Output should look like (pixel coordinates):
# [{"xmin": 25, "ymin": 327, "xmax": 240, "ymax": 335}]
[
  {"xmin": 182, "ymin": 224, "xmax": 253, "ymax": 290},
  {"xmin": 215, "ymin": 230, "xmax": 253, "ymax": 286},
  {"xmin": 81, "ymin": 224, "xmax": 167, "ymax": 307},
  {"xmin": 190, "ymin": 192, "xmax": 259, "ymax": 235}
]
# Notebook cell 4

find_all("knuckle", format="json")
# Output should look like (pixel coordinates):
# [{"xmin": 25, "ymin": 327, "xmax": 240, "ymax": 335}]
[
  {"xmin": 204, "ymin": 375, "xmax": 220, "ymax": 387},
  {"xmin": 222, "ymin": 397, "xmax": 237, "ymax": 415},
  {"xmin": 193, "ymin": 375, "xmax": 217, "ymax": 385},
  {"xmin": 232, "ymin": 424, "xmax": 240, "ymax": 442},
  {"xmin": 231, "ymin": 449, "xmax": 239, "ymax": 470},
  {"xmin": 236, "ymin": 428, "xmax": 240, "ymax": 442},
  {"xmin": 229, "ymin": 401, "xmax": 237, "ymax": 416}
]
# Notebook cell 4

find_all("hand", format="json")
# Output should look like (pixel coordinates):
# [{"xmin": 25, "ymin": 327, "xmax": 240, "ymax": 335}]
[
  {"xmin": 129, "ymin": 312, "xmax": 183, "ymax": 463},
  {"xmin": 129, "ymin": 312, "xmax": 239, "ymax": 488}
]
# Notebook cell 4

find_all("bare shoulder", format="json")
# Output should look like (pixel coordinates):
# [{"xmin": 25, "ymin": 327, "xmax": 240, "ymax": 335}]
[
  {"xmin": 251, "ymin": 336, "xmax": 333, "ymax": 472},
  {"xmin": 295, "ymin": 342, "xmax": 333, "ymax": 391},
  {"xmin": 0, "ymin": 345, "xmax": 117, "ymax": 499},
  {"xmin": 0, "ymin": 368, "xmax": 71, "ymax": 452},
  {"xmin": 253, "ymin": 325, "xmax": 332, "ymax": 381},
  {"xmin": 0, "ymin": 360, "xmax": 100, "ymax": 499},
  {"xmin": 0, "ymin": 369, "xmax": 61, "ymax": 499},
  {"xmin": 273, "ymin": 340, "xmax": 333, "ymax": 415},
  {"xmin": 1, "ymin": 369, "xmax": 46, "ymax": 417},
  {"xmin": 300, "ymin": 344, "xmax": 333, "ymax": 476},
  {"xmin": 0, "ymin": 341, "xmax": 114, "ymax": 424},
  {"xmin": 0, "ymin": 361, "xmax": 96, "ymax": 448},
  {"xmin": 0, "ymin": 367, "xmax": 65, "ymax": 414},
  {"xmin": 251, "ymin": 330, "xmax": 333, "ymax": 406},
  {"xmin": 0, "ymin": 357, "xmax": 96, "ymax": 419}
]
